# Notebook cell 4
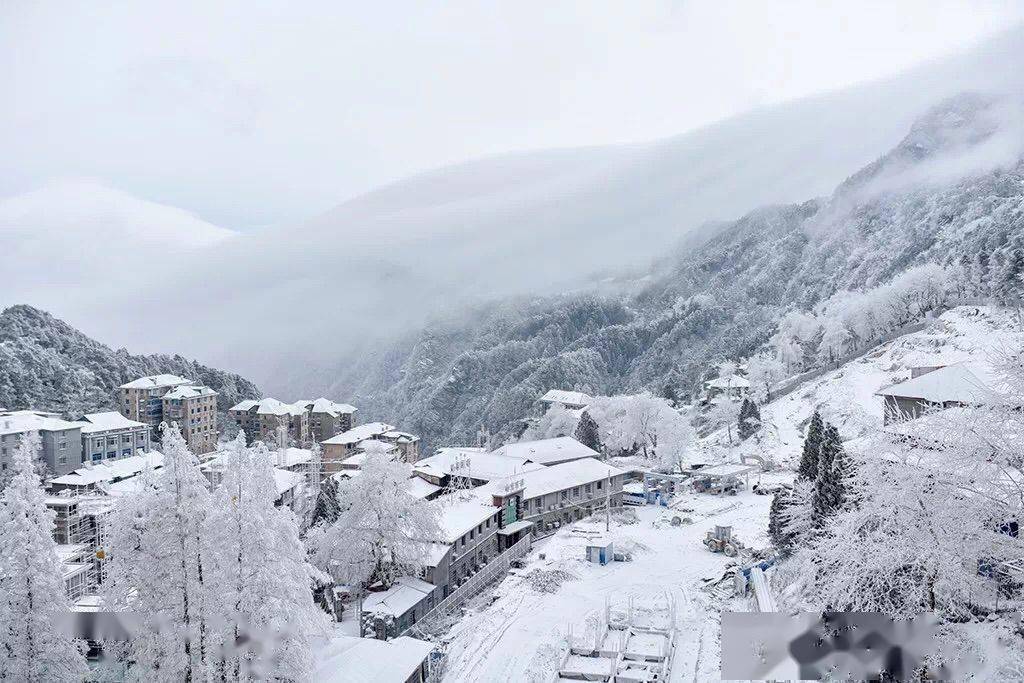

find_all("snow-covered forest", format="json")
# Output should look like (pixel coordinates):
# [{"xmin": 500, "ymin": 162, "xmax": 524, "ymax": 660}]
[{"xmin": 324, "ymin": 94, "xmax": 1024, "ymax": 452}]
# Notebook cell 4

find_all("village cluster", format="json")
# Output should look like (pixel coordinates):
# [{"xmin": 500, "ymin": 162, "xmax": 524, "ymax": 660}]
[{"xmin": 2, "ymin": 304, "xmax": 1022, "ymax": 681}]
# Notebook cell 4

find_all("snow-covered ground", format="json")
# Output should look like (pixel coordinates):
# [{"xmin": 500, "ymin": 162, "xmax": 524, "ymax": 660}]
[
  {"xmin": 717, "ymin": 305, "xmax": 1022, "ymax": 469},
  {"xmin": 436, "ymin": 481, "xmax": 787, "ymax": 682},
  {"xmin": 436, "ymin": 306, "xmax": 1024, "ymax": 681}
]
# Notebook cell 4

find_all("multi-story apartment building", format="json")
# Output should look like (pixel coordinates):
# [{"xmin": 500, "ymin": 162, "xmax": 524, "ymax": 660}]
[
  {"xmin": 230, "ymin": 397, "xmax": 357, "ymax": 447},
  {"xmin": 0, "ymin": 410, "xmax": 83, "ymax": 480},
  {"xmin": 46, "ymin": 495, "xmax": 116, "ymax": 594},
  {"xmin": 162, "ymin": 385, "xmax": 219, "ymax": 454},
  {"xmin": 228, "ymin": 398, "xmax": 309, "ymax": 446},
  {"xmin": 320, "ymin": 422, "xmax": 394, "ymax": 474},
  {"xmin": 119, "ymin": 374, "xmax": 192, "ymax": 433},
  {"xmin": 77, "ymin": 411, "xmax": 151, "ymax": 464},
  {"xmin": 299, "ymin": 398, "xmax": 357, "ymax": 442}
]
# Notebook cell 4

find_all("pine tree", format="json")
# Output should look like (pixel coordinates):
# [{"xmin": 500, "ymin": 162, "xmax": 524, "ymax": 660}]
[
  {"xmin": 310, "ymin": 475, "xmax": 341, "ymax": 528},
  {"xmin": 797, "ymin": 411, "xmax": 824, "ymax": 482},
  {"xmin": 738, "ymin": 398, "xmax": 761, "ymax": 440},
  {"xmin": 811, "ymin": 423, "xmax": 843, "ymax": 526},
  {"xmin": 206, "ymin": 437, "xmax": 326, "ymax": 681},
  {"xmin": 102, "ymin": 422, "xmax": 217, "ymax": 682},
  {"xmin": 662, "ymin": 384, "xmax": 679, "ymax": 408},
  {"xmin": 767, "ymin": 491, "xmax": 793, "ymax": 556},
  {"xmin": 0, "ymin": 433, "xmax": 88, "ymax": 683},
  {"xmin": 574, "ymin": 410, "xmax": 603, "ymax": 453},
  {"xmin": 829, "ymin": 439, "xmax": 856, "ymax": 512}
]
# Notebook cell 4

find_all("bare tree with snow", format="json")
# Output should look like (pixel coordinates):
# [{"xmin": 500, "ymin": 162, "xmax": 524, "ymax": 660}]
[{"xmin": 0, "ymin": 433, "xmax": 88, "ymax": 683}]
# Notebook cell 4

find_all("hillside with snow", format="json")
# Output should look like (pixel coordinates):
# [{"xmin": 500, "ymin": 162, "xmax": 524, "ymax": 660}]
[
  {"xmin": 329, "ymin": 92, "xmax": 1024, "ymax": 453},
  {"xmin": 711, "ymin": 305, "xmax": 1023, "ymax": 465}
]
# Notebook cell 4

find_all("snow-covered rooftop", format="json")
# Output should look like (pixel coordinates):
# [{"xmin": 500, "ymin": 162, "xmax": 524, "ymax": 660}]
[
  {"xmin": 383, "ymin": 430, "xmax": 419, "ymax": 443},
  {"xmin": 322, "ymin": 422, "xmax": 395, "ymax": 446},
  {"xmin": 47, "ymin": 451, "xmax": 165, "ymax": 487},
  {"xmin": 407, "ymin": 477, "xmax": 441, "ymax": 499},
  {"xmin": 0, "ymin": 410, "xmax": 82, "ymax": 436},
  {"xmin": 119, "ymin": 374, "xmax": 191, "ymax": 390},
  {"xmin": 306, "ymin": 398, "xmax": 357, "ymax": 416},
  {"xmin": 315, "ymin": 634, "xmax": 434, "ymax": 683},
  {"xmin": 163, "ymin": 385, "xmax": 217, "ymax": 400},
  {"xmin": 273, "ymin": 447, "xmax": 315, "ymax": 468},
  {"xmin": 362, "ymin": 576, "xmax": 436, "ymax": 617},
  {"xmin": 77, "ymin": 411, "xmax": 146, "ymax": 434},
  {"xmin": 488, "ymin": 457, "xmax": 624, "ymax": 502},
  {"xmin": 690, "ymin": 463, "xmax": 754, "ymax": 478},
  {"xmin": 272, "ymin": 468, "xmax": 304, "ymax": 496},
  {"xmin": 875, "ymin": 362, "xmax": 997, "ymax": 404},
  {"xmin": 432, "ymin": 489, "xmax": 500, "ymax": 542},
  {"xmin": 705, "ymin": 374, "xmax": 750, "ymax": 389},
  {"xmin": 539, "ymin": 389, "xmax": 592, "ymax": 407},
  {"xmin": 413, "ymin": 447, "xmax": 542, "ymax": 482},
  {"xmin": 491, "ymin": 436, "xmax": 599, "ymax": 466}
]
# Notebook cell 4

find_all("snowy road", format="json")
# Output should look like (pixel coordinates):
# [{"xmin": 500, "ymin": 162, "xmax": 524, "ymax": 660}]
[{"xmin": 438, "ymin": 487, "xmax": 780, "ymax": 682}]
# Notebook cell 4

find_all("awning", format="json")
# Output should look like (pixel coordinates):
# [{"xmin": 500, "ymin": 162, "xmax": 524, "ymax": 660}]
[{"xmin": 497, "ymin": 520, "xmax": 534, "ymax": 535}]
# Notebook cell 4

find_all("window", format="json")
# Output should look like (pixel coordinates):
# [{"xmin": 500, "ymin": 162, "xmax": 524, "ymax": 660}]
[
  {"xmin": 585, "ymin": 483, "xmax": 592, "ymax": 493},
  {"xmin": 123, "ymin": 449, "xmax": 132, "ymax": 457},
  {"xmin": 597, "ymin": 480, "xmax": 603, "ymax": 490},
  {"xmin": 107, "ymin": 451, "xmax": 117, "ymax": 459},
  {"xmin": 560, "ymin": 491, "xmax": 568, "ymax": 501},
  {"xmin": 461, "ymin": 536, "xmax": 466, "ymax": 547},
  {"xmin": 572, "ymin": 487, "xmax": 580, "ymax": 497}
]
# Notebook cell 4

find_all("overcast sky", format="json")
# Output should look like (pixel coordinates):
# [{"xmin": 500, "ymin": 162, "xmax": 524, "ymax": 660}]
[{"xmin": 2, "ymin": 1, "xmax": 1022, "ymax": 230}]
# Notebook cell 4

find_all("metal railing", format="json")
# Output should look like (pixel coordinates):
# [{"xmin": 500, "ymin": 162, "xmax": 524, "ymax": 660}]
[{"xmin": 404, "ymin": 533, "xmax": 533, "ymax": 638}]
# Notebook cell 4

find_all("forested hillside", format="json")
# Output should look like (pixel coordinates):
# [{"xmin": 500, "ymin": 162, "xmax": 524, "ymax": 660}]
[
  {"xmin": 333, "ymin": 93, "xmax": 1024, "ymax": 452},
  {"xmin": 0, "ymin": 305, "xmax": 260, "ymax": 418}
]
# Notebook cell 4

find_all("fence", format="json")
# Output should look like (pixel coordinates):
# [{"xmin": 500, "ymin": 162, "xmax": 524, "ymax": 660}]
[{"xmin": 404, "ymin": 533, "xmax": 533, "ymax": 638}]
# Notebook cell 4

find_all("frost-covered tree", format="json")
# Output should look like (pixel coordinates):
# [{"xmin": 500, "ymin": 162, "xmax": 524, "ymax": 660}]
[
  {"xmin": 746, "ymin": 353, "xmax": 785, "ymax": 403},
  {"xmin": 587, "ymin": 393, "xmax": 693, "ymax": 464},
  {"xmin": 573, "ymin": 410, "xmax": 603, "ymax": 453},
  {"xmin": 767, "ymin": 491, "xmax": 794, "ymax": 556},
  {"xmin": 811, "ymin": 423, "xmax": 843, "ymax": 527},
  {"xmin": 796, "ymin": 411, "xmax": 823, "ymax": 482},
  {"xmin": 737, "ymin": 398, "xmax": 761, "ymax": 440},
  {"xmin": 308, "ymin": 441, "xmax": 442, "ymax": 590},
  {"xmin": 0, "ymin": 433, "xmax": 87, "ymax": 683},
  {"xmin": 704, "ymin": 398, "xmax": 739, "ymax": 444},
  {"xmin": 205, "ymin": 436, "xmax": 327, "ymax": 681},
  {"xmin": 521, "ymin": 403, "xmax": 581, "ymax": 441},
  {"xmin": 102, "ymin": 423, "xmax": 217, "ymax": 682}
]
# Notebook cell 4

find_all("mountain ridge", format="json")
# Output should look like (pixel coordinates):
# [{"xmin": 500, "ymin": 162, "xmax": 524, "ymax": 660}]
[{"xmin": 0, "ymin": 304, "xmax": 261, "ymax": 421}]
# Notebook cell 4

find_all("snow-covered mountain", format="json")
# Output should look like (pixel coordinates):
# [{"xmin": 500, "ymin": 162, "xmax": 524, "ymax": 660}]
[
  {"xmin": 332, "ymin": 93, "xmax": 1024, "ymax": 452},
  {"xmin": 0, "ymin": 304, "xmax": 259, "ymax": 419}
]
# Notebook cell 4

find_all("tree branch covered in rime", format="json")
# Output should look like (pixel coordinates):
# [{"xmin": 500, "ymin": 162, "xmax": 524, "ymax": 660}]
[
  {"xmin": 770, "ymin": 263, "xmax": 955, "ymax": 371},
  {"xmin": 307, "ymin": 441, "xmax": 443, "ymax": 590},
  {"xmin": 521, "ymin": 404, "xmax": 581, "ymax": 442},
  {"xmin": 585, "ymin": 392, "xmax": 694, "ymax": 470},
  {"xmin": 101, "ymin": 422, "xmax": 218, "ymax": 682},
  {"xmin": 204, "ymin": 435, "xmax": 328, "ymax": 681},
  {"xmin": 780, "ymin": 398, "xmax": 1024, "ymax": 621},
  {"xmin": 0, "ymin": 433, "xmax": 88, "ymax": 683}
]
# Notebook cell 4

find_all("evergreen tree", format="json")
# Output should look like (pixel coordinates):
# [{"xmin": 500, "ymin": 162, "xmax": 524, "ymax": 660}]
[
  {"xmin": 0, "ymin": 433, "xmax": 88, "ymax": 683},
  {"xmin": 206, "ymin": 436, "xmax": 326, "ymax": 681},
  {"xmin": 829, "ymin": 439, "xmax": 856, "ymax": 512},
  {"xmin": 662, "ymin": 384, "xmax": 679, "ymax": 408},
  {"xmin": 310, "ymin": 475, "xmax": 341, "ymax": 528},
  {"xmin": 811, "ymin": 422, "xmax": 843, "ymax": 526},
  {"xmin": 573, "ymin": 410, "xmax": 603, "ymax": 453},
  {"xmin": 767, "ymin": 491, "xmax": 793, "ymax": 556},
  {"xmin": 102, "ymin": 423, "xmax": 218, "ymax": 682},
  {"xmin": 738, "ymin": 398, "xmax": 761, "ymax": 440},
  {"xmin": 797, "ymin": 411, "xmax": 824, "ymax": 482}
]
